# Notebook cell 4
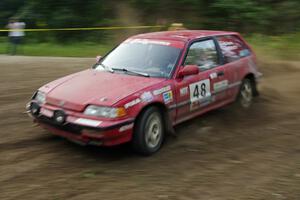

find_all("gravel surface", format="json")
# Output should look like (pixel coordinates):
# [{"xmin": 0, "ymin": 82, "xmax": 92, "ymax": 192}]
[{"xmin": 0, "ymin": 55, "xmax": 299, "ymax": 200}]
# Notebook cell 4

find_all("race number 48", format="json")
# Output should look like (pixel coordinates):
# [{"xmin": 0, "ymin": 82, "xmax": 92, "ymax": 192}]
[{"xmin": 189, "ymin": 79, "xmax": 211, "ymax": 102}]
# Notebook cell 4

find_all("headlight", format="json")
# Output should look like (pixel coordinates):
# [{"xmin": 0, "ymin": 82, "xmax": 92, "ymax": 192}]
[
  {"xmin": 84, "ymin": 105, "xmax": 126, "ymax": 118},
  {"xmin": 35, "ymin": 91, "xmax": 46, "ymax": 104}
]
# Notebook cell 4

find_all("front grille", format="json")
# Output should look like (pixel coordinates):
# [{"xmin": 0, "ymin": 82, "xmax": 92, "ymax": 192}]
[{"xmin": 38, "ymin": 115, "xmax": 82, "ymax": 135}]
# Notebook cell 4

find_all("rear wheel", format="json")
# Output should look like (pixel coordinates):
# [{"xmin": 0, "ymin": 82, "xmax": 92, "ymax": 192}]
[
  {"xmin": 132, "ymin": 107, "xmax": 165, "ymax": 156},
  {"xmin": 237, "ymin": 78, "xmax": 254, "ymax": 108}
]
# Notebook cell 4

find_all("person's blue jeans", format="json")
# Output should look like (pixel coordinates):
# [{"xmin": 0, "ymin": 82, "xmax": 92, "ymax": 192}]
[{"xmin": 8, "ymin": 36, "xmax": 23, "ymax": 55}]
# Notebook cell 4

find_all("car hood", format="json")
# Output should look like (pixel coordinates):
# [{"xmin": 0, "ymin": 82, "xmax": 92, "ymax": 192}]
[{"xmin": 41, "ymin": 69, "xmax": 164, "ymax": 111}]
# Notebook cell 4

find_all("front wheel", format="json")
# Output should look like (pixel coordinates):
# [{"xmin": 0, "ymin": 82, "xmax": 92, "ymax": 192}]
[
  {"xmin": 132, "ymin": 107, "xmax": 165, "ymax": 156},
  {"xmin": 237, "ymin": 78, "xmax": 254, "ymax": 108}
]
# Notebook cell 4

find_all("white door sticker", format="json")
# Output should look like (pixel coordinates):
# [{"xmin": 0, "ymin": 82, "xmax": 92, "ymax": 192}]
[
  {"xmin": 189, "ymin": 79, "xmax": 211, "ymax": 103},
  {"xmin": 213, "ymin": 80, "xmax": 228, "ymax": 92}
]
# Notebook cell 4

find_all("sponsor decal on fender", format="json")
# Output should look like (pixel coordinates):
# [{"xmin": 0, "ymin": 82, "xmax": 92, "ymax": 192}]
[
  {"xmin": 163, "ymin": 91, "xmax": 173, "ymax": 104},
  {"xmin": 141, "ymin": 92, "xmax": 153, "ymax": 102},
  {"xmin": 124, "ymin": 98, "xmax": 141, "ymax": 109},
  {"xmin": 153, "ymin": 85, "xmax": 171, "ymax": 95}
]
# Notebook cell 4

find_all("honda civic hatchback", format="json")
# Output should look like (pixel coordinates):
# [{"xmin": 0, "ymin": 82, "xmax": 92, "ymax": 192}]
[{"xmin": 27, "ymin": 30, "xmax": 262, "ymax": 155}]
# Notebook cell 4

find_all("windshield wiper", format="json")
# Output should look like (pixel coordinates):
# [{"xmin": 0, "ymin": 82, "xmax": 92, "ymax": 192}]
[{"xmin": 112, "ymin": 68, "xmax": 150, "ymax": 77}]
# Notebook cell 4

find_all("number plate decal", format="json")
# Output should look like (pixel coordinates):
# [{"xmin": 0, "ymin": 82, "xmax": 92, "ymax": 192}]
[
  {"xmin": 40, "ymin": 108, "xmax": 54, "ymax": 118},
  {"xmin": 189, "ymin": 79, "xmax": 212, "ymax": 111},
  {"xmin": 189, "ymin": 79, "xmax": 211, "ymax": 103}
]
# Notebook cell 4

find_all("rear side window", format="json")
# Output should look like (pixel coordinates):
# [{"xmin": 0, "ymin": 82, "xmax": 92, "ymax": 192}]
[{"xmin": 217, "ymin": 35, "xmax": 251, "ymax": 63}]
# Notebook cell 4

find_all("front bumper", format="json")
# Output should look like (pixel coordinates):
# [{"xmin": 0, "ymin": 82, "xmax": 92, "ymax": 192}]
[{"xmin": 27, "ymin": 102, "xmax": 134, "ymax": 146}]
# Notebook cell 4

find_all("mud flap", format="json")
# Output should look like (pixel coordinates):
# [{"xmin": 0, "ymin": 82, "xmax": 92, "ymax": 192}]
[{"xmin": 165, "ymin": 110, "xmax": 177, "ymax": 137}]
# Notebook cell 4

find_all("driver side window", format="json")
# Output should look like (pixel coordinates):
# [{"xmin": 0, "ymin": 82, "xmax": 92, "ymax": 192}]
[{"xmin": 184, "ymin": 39, "xmax": 218, "ymax": 70}]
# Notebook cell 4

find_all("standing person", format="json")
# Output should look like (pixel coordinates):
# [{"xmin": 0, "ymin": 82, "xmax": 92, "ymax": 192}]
[{"xmin": 6, "ymin": 18, "xmax": 26, "ymax": 55}]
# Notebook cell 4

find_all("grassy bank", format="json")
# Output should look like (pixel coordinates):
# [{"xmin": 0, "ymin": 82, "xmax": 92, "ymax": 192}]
[
  {"xmin": 0, "ymin": 33, "xmax": 299, "ymax": 59},
  {"xmin": 246, "ymin": 33, "xmax": 300, "ymax": 61},
  {"xmin": 0, "ymin": 40, "xmax": 114, "ymax": 57}
]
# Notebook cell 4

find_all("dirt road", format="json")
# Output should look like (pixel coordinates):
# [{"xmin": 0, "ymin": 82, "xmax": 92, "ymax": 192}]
[{"xmin": 0, "ymin": 55, "xmax": 299, "ymax": 200}]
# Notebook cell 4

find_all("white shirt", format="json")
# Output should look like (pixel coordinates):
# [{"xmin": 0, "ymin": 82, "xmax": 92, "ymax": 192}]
[{"xmin": 8, "ymin": 22, "xmax": 26, "ymax": 37}]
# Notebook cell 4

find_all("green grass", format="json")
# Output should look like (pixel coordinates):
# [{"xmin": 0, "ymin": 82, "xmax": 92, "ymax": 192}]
[
  {"xmin": 246, "ymin": 33, "xmax": 300, "ymax": 61},
  {"xmin": 0, "ymin": 33, "xmax": 299, "ymax": 60},
  {"xmin": 0, "ymin": 40, "xmax": 114, "ymax": 57}
]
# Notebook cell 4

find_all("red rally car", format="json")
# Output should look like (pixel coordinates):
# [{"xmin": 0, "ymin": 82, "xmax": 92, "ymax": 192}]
[{"xmin": 27, "ymin": 30, "xmax": 262, "ymax": 155}]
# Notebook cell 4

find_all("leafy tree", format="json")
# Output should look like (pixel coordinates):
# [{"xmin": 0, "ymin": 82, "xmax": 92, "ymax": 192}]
[{"xmin": 1, "ymin": 0, "xmax": 299, "ymax": 41}]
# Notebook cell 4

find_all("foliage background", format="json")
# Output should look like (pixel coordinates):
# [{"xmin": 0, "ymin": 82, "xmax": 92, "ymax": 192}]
[{"xmin": 0, "ymin": 0, "xmax": 299, "ymax": 58}]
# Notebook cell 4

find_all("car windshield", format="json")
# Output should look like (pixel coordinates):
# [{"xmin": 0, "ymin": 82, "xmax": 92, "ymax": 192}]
[{"xmin": 94, "ymin": 41, "xmax": 181, "ymax": 78}]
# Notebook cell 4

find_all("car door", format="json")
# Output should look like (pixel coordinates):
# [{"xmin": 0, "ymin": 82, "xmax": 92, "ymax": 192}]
[
  {"xmin": 174, "ymin": 38, "xmax": 231, "ymax": 123},
  {"xmin": 216, "ymin": 35, "xmax": 253, "ymax": 101}
]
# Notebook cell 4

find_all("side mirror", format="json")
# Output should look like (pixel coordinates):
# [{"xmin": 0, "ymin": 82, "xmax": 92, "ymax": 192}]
[
  {"xmin": 96, "ymin": 55, "xmax": 102, "ymax": 63},
  {"xmin": 177, "ymin": 65, "xmax": 199, "ymax": 78}
]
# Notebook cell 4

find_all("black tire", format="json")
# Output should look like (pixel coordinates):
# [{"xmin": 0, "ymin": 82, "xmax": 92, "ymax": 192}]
[
  {"xmin": 132, "ymin": 107, "xmax": 165, "ymax": 156},
  {"xmin": 236, "ymin": 78, "xmax": 254, "ymax": 109}
]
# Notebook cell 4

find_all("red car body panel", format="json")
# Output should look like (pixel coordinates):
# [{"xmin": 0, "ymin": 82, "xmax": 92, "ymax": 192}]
[
  {"xmin": 42, "ymin": 69, "xmax": 165, "ymax": 111},
  {"xmin": 28, "ymin": 30, "xmax": 261, "ymax": 147}
]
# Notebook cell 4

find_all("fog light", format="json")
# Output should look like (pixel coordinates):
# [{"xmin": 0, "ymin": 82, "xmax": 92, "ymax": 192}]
[
  {"xmin": 53, "ymin": 110, "xmax": 66, "ymax": 124},
  {"xmin": 56, "ymin": 116, "xmax": 64, "ymax": 123}
]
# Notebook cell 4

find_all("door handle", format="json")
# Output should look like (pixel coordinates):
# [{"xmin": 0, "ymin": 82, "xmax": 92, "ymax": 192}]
[
  {"xmin": 209, "ymin": 72, "xmax": 217, "ymax": 79},
  {"xmin": 217, "ymin": 71, "xmax": 225, "ymax": 77}
]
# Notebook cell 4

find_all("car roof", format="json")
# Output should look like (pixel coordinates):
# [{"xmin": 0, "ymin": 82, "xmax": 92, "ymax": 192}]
[{"xmin": 130, "ymin": 30, "xmax": 238, "ymax": 43}]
